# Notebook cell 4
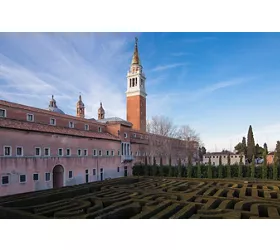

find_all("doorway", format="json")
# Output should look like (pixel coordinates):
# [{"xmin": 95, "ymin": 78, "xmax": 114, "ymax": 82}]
[
  {"xmin": 53, "ymin": 165, "xmax": 64, "ymax": 189},
  {"xmin": 124, "ymin": 166, "xmax": 128, "ymax": 177},
  {"xmin": 85, "ymin": 169, "xmax": 89, "ymax": 183}
]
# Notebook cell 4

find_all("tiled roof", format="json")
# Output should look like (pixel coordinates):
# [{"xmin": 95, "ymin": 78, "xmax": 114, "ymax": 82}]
[
  {"xmin": 92, "ymin": 117, "xmax": 132, "ymax": 127},
  {"xmin": 205, "ymin": 151, "xmax": 236, "ymax": 156},
  {"xmin": 0, "ymin": 100, "xmax": 98, "ymax": 125},
  {"xmin": 0, "ymin": 118, "xmax": 120, "ymax": 141}
]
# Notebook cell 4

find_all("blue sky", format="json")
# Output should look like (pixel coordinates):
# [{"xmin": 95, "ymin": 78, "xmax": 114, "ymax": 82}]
[{"xmin": 1, "ymin": 32, "xmax": 280, "ymax": 152}]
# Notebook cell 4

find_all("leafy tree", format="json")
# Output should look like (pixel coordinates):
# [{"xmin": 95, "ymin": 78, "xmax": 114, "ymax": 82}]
[
  {"xmin": 275, "ymin": 141, "xmax": 280, "ymax": 165},
  {"xmin": 251, "ymin": 155, "xmax": 255, "ymax": 178},
  {"xmin": 262, "ymin": 150, "xmax": 267, "ymax": 179},
  {"xmin": 198, "ymin": 147, "xmax": 206, "ymax": 162},
  {"xmin": 234, "ymin": 137, "xmax": 247, "ymax": 155},
  {"xmin": 247, "ymin": 125, "xmax": 255, "ymax": 163},
  {"xmin": 255, "ymin": 143, "xmax": 264, "ymax": 158}
]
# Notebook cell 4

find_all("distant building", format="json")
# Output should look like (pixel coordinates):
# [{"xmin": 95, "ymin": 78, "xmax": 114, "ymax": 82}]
[{"xmin": 203, "ymin": 150, "xmax": 245, "ymax": 166}]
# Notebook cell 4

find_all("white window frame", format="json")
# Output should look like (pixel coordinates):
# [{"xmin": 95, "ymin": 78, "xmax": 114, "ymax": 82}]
[
  {"xmin": 93, "ymin": 169, "xmax": 96, "ymax": 176},
  {"xmin": 69, "ymin": 121, "xmax": 75, "ymax": 128},
  {"xmin": 50, "ymin": 118, "xmax": 56, "ymax": 126},
  {"xmin": 16, "ymin": 146, "xmax": 23, "ymax": 157},
  {"xmin": 98, "ymin": 127, "xmax": 102, "ymax": 133},
  {"xmin": 26, "ymin": 113, "xmax": 34, "ymax": 122},
  {"xmin": 98, "ymin": 150, "xmax": 102, "ymax": 156},
  {"xmin": 83, "ymin": 149, "xmax": 88, "ymax": 156},
  {"xmin": 1, "ymin": 175, "xmax": 9, "ymax": 185},
  {"xmin": 66, "ymin": 148, "xmax": 71, "ymax": 156},
  {"xmin": 19, "ymin": 174, "xmax": 27, "ymax": 184},
  {"xmin": 0, "ymin": 108, "xmax": 7, "ymax": 118},
  {"xmin": 35, "ymin": 147, "xmax": 41, "ymax": 157},
  {"xmin": 93, "ymin": 149, "xmax": 97, "ymax": 156},
  {"xmin": 45, "ymin": 172, "xmax": 51, "ymax": 182},
  {"xmin": 68, "ymin": 170, "xmax": 73, "ymax": 179},
  {"xmin": 118, "ymin": 150, "xmax": 121, "ymax": 156},
  {"xmin": 3, "ymin": 146, "xmax": 12, "ymax": 156},
  {"xmin": 84, "ymin": 124, "xmax": 89, "ymax": 131},
  {"xmin": 111, "ymin": 150, "xmax": 114, "ymax": 156},
  {"xmin": 44, "ymin": 147, "xmax": 50, "ymax": 157},
  {"xmin": 33, "ymin": 173, "xmax": 39, "ymax": 182},
  {"xmin": 106, "ymin": 150, "xmax": 110, "ymax": 156},
  {"xmin": 124, "ymin": 132, "xmax": 128, "ymax": 138},
  {"xmin": 58, "ymin": 148, "xmax": 63, "ymax": 157},
  {"xmin": 77, "ymin": 149, "xmax": 82, "ymax": 156}
]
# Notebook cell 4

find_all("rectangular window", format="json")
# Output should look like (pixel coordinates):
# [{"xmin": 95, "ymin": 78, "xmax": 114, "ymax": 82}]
[
  {"xmin": 50, "ymin": 118, "xmax": 56, "ymax": 125},
  {"xmin": 69, "ymin": 171, "xmax": 73, "ymax": 179},
  {"xmin": 85, "ymin": 124, "xmax": 89, "ymax": 131},
  {"xmin": 84, "ymin": 149, "xmax": 88, "ymax": 156},
  {"xmin": 133, "ymin": 133, "xmax": 136, "ymax": 138},
  {"xmin": 98, "ymin": 150, "xmax": 102, "ymax": 156},
  {"xmin": 118, "ymin": 150, "xmax": 121, "ymax": 156},
  {"xmin": 66, "ymin": 148, "xmax": 71, "ymax": 156},
  {"xmin": 100, "ymin": 168, "xmax": 103, "ymax": 172},
  {"xmin": 98, "ymin": 127, "xmax": 102, "ymax": 132},
  {"xmin": 44, "ymin": 147, "xmax": 50, "ymax": 156},
  {"xmin": 4, "ymin": 146, "xmax": 12, "ymax": 156},
  {"xmin": 124, "ymin": 133, "xmax": 127, "ymax": 138},
  {"xmin": 16, "ymin": 147, "xmax": 23, "ymax": 156},
  {"xmin": 93, "ymin": 169, "xmax": 96, "ymax": 175},
  {"xmin": 58, "ymin": 148, "xmax": 63, "ymax": 156},
  {"xmin": 1, "ymin": 175, "xmax": 9, "ymax": 185},
  {"xmin": 106, "ymin": 150, "xmax": 110, "ymax": 156},
  {"xmin": 19, "ymin": 174, "xmax": 26, "ymax": 183},
  {"xmin": 45, "ymin": 173, "xmax": 51, "ymax": 182},
  {"xmin": 111, "ymin": 150, "xmax": 114, "ymax": 156},
  {"xmin": 35, "ymin": 147, "xmax": 41, "ymax": 156},
  {"xmin": 117, "ymin": 167, "xmax": 120, "ymax": 172},
  {"xmin": 93, "ymin": 149, "xmax": 97, "ymax": 156},
  {"xmin": 69, "ymin": 121, "xmax": 74, "ymax": 128},
  {"xmin": 33, "ymin": 173, "xmax": 39, "ymax": 181},
  {"xmin": 27, "ymin": 113, "xmax": 34, "ymax": 122},
  {"xmin": 77, "ymin": 149, "xmax": 82, "ymax": 156},
  {"xmin": 0, "ymin": 109, "xmax": 6, "ymax": 118}
]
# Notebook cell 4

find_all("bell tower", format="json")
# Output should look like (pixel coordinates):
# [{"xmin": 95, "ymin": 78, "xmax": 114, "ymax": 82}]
[
  {"xmin": 126, "ymin": 37, "xmax": 147, "ymax": 132},
  {"xmin": 76, "ymin": 94, "xmax": 85, "ymax": 118}
]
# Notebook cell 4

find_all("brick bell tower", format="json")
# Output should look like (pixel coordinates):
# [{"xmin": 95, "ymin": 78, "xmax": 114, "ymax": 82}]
[{"xmin": 126, "ymin": 37, "xmax": 147, "ymax": 132}]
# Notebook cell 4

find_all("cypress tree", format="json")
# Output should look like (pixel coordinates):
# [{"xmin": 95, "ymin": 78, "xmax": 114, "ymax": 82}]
[
  {"xmin": 227, "ymin": 154, "xmax": 231, "ymax": 178},
  {"xmin": 207, "ymin": 164, "xmax": 212, "ymax": 179},
  {"xmin": 218, "ymin": 155, "xmax": 223, "ymax": 178},
  {"xmin": 242, "ymin": 136, "xmax": 247, "ymax": 158},
  {"xmin": 263, "ymin": 143, "xmax": 268, "ymax": 155},
  {"xmin": 251, "ymin": 155, "xmax": 255, "ymax": 179},
  {"xmin": 273, "ymin": 152, "xmax": 278, "ymax": 180},
  {"xmin": 178, "ymin": 158, "xmax": 182, "ymax": 177},
  {"xmin": 247, "ymin": 125, "xmax": 255, "ymax": 163},
  {"xmin": 197, "ymin": 163, "xmax": 201, "ymax": 178},
  {"xmin": 238, "ymin": 155, "xmax": 243, "ymax": 178},
  {"xmin": 187, "ymin": 163, "xmax": 192, "ymax": 178},
  {"xmin": 262, "ymin": 150, "xmax": 267, "ymax": 180},
  {"xmin": 168, "ymin": 155, "xmax": 172, "ymax": 177}
]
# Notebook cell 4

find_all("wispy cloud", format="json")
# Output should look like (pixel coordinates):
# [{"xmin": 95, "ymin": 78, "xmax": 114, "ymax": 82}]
[
  {"xmin": 170, "ymin": 52, "xmax": 192, "ymax": 57},
  {"xmin": 150, "ymin": 63, "xmax": 186, "ymax": 72},
  {"xmin": 0, "ymin": 33, "xmax": 133, "ymax": 119},
  {"xmin": 182, "ymin": 36, "xmax": 217, "ymax": 43}
]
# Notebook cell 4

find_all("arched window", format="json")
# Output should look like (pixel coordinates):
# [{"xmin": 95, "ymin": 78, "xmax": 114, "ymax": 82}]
[{"xmin": 132, "ymin": 78, "xmax": 135, "ymax": 87}]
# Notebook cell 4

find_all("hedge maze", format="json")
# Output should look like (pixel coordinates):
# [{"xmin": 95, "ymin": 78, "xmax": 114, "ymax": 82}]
[{"xmin": 1, "ymin": 177, "xmax": 280, "ymax": 219}]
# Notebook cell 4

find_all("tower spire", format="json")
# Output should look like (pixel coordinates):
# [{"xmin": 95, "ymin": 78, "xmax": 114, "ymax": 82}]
[{"xmin": 131, "ymin": 37, "xmax": 141, "ymax": 65}]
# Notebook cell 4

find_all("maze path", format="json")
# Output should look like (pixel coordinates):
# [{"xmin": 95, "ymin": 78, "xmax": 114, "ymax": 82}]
[{"xmin": 1, "ymin": 177, "xmax": 280, "ymax": 219}]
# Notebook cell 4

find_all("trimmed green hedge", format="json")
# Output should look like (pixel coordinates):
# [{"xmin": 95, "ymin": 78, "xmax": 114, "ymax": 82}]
[{"xmin": 132, "ymin": 163, "xmax": 280, "ymax": 180}]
